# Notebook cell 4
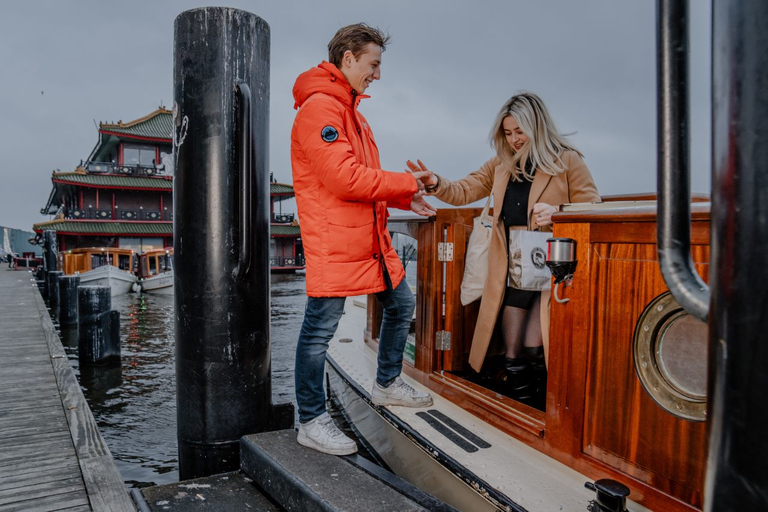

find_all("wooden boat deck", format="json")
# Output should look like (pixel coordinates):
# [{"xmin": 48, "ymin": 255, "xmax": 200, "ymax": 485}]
[{"xmin": 0, "ymin": 268, "xmax": 134, "ymax": 511}]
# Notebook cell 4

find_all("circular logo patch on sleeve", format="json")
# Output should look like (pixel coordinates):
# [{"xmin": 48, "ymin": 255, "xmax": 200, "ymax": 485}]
[{"xmin": 321, "ymin": 126, "xmax": 339, "ymax": 143}]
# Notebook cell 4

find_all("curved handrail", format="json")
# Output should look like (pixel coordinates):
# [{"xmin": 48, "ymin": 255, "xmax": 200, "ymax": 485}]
[
  {"xmin": 656, "ymin": 0, "xmax": 709, "ymax": 322},
  {"xmin": 233, "ymin": 82, "xmax": 252, "ymax": 279}
]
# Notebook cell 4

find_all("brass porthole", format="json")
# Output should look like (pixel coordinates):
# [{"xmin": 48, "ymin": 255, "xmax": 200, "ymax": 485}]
[{"xmin": 633, "ymin": 291, "xmax": 708, "ymax": 422}]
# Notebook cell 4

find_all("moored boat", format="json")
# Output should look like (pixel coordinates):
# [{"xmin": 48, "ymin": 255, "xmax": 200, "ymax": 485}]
[
  {"xmin": 137, "ymin": 248, "xmax": 173, "ymax": 294},
  {"xmin": 326, "ymin": 198, "xmax": 710, "ymax": 512},
  {"xmin": 60, "ymin": 247, "xmax": 138, "ymax": 296},
  {"xmin": 12, "ymin": 252, "xmax": 43, "ymax": 270}
]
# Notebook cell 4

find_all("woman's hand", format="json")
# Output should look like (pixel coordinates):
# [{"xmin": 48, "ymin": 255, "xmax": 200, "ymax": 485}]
[
  {"xmin": 531, "ymin": 203, "xmax": 557, "ymax": 227},
  {"xmin": 406, "ymin": 159, "xmax": 438, "ymax": 189}
]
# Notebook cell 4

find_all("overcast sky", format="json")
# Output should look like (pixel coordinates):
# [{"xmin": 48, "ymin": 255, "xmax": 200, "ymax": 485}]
[{"xmin": 0, "ymin": 0, "xmax": 712, "ymax": 231}]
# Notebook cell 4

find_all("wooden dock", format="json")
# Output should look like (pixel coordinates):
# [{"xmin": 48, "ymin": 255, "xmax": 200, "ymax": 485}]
[{"xmin": 0, "ymin": 268, "xmax": 135, "ymax": 511}]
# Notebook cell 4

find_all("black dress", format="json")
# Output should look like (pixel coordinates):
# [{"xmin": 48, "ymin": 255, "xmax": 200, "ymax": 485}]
[{"xmin": 500, "ymin": 171, "xmax": 538, "ymax": 310}]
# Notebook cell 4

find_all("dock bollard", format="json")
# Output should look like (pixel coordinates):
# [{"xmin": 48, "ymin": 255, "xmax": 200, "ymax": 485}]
[
  {"xmin": 78, "ymin": 286, "xmax": 120, "ymax": 365},
  {"xmin": 41, "ymin": 230, "xmax": 58, "ymax": 299},
  {"xmin": 174, "ymin": 7, "xmax": 293, "ymax": 480},
  {"xmin": 47, "ymin": 271, "xmax": 64, "ymax": 317},
  {"xmin": 58, "ymin": 275, "xmax": 80, "ymax": 326}
]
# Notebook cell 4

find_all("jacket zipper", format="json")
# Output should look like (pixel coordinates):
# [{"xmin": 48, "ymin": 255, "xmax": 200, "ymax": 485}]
[{"xmin": 350, "ymin": 91, "xmax": 390, "ymax": 289}]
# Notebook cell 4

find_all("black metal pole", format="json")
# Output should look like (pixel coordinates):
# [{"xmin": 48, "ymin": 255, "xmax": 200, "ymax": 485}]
[
  {"xmin": 78, "ymin": 286, "xmax": 120, "ymax": 365},
  {"xmin": 656, "ymin": 0, "xmax": 710, "ymax": 322},
  {"xmin": 174, "ymin": 7, "xmax": 292, "ymax": 480},
  {"xmin": 58, "ymin": 275, "xmax": 80, "ymax": 326},
  {"xmin": 42, "ymin": 230, "xmax": 57, "ymax": 271},
  {"xmin": 47, "ymin": 270, "xmax": 63, "ymax": 318},
  {"xmin": 41, "ymin": 230, "xmax": 57, "ymax": 299},
  {"xmin": 707, "ymin": 0, "xmax": 768, "ymax": 509}
]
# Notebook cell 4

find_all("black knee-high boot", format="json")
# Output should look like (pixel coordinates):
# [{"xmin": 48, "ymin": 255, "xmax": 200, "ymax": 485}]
[
  {"xmin": 501, "ymin": 357, "xmax": 535, "ymax": 403},
  {"xmin": 522, "ymin": 346, "xmax": 547, "ymax": 411}
]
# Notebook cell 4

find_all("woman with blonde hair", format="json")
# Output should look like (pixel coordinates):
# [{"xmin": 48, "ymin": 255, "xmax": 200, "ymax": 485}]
[{"xmin": 409, "ymin": 92, "xmax": 600, "ymax": 408}]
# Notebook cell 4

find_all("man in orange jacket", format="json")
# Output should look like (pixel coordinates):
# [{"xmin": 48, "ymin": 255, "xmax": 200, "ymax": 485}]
[{"xmin": 291, "ymin": 23, "xmax": 435, "ymax": 455}]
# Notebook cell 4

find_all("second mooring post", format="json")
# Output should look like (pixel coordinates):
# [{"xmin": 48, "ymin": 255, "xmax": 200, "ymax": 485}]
[
  {"xmin": 78, "ymin": 286, "xmax": 120, "ymax": 365},
  {"xmin": 41, "ymin": 229, "xmax": 57, "ymax": 299},
  {"xmin": 58, "ymin": 275, "xmax": 80, "ymax": 326},
  {"xmin": 174, "ymin": 7, "xmax": 294, "ymax": 480},
  {"xmin": 47, "ymin": 270, "xmax": 63, "ymax": 318}
]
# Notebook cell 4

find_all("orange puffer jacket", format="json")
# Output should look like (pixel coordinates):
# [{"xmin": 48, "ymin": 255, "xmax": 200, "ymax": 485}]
[{"xmin": 291, "ymin": 61, "xmax": 417, "ymax": 297}]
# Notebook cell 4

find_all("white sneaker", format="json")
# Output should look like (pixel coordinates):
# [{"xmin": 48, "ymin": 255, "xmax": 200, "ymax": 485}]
[
  {"xmin": 297, "ymin": 412, "xmax": 358, "ymax": 456},
  {"xmin": 371, "ymin": 376, "xmax": 433, "ymax": 407}
]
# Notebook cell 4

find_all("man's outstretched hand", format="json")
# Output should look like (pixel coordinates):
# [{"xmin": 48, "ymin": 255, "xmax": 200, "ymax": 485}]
[
  {"xmin": 407, "ymin": 170, "xmax": 430, "ymax": 191},
  {"xmin": 410, "ymin": 190, "xmax": 437, "ymax": 217}
]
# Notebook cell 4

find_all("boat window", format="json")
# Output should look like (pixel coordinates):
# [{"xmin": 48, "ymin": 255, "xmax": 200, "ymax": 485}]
[
  {"xmin": 391, "ymin": 231, "xmax": 418, "ymax": 366},
  {"xmin": 633, "ymin": 291, "xmax": 708, "ymax": 421},
  {"xmin": 118, "ymin": 254, "xmax": 132, "ymax": 271},
  {"xmin": 149, "ymin": 256, "xmax": 158, "ymax": 276},
  {"xmin": 90, "ymin": 253, "xmax": 111, "ymax": 269}
]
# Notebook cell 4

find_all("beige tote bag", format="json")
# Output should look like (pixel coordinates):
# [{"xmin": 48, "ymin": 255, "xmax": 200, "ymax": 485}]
[{"xmin": 460, "ymin": 197, "xmax": 493, "ymax": 305}]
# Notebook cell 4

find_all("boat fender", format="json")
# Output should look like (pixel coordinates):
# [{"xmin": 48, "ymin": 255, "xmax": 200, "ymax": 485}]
[{"xmin": 132, "ymin": 282, "xmax": 141, "ymax": 293}]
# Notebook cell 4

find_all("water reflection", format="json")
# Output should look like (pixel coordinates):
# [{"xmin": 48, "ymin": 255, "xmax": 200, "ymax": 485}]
[{"xmin": 65, "ymin": 274, "xmax": 308, "ymax": 488}]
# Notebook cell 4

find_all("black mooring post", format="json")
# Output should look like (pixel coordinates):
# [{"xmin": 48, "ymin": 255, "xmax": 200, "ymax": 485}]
[
  {"xmin": 58, "ymin": 275, "xmax": 80, "ymax": 326},
  {"xmin": 47, "ymin": 270, "xmax": 63, "ymax": 317},
  {"xmin": 78, "ymin": 286, "xmax": 120, "ymax": 365},
  {"xmin": 707, "ymin": 0, "xmax": 768, "ymax": 509},
  {"xmin": 41, "ymin": 230, "xmax": 57, "ymax": 299},
  {"xmin": 174, "ymin": 7, "xmax": 293, "ymax": 480}
]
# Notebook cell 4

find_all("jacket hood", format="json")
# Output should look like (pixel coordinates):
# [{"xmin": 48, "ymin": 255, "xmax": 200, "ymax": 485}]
[{"xmin": 293, "ymin": 61, "xmax": 369, "ymax": 110}]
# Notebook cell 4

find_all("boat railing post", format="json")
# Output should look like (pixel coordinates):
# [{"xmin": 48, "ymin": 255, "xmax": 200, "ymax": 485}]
[
  {"xmin": 174, "ymin": 6, "xmax": 294, "ymax": 480},
  {"xmin": 656, "ymin": 0, "xmax": 710, "ymax": 322},
  {"xmin": 78, "ymin": 286, "xmax": 120, "ymax": 365}
]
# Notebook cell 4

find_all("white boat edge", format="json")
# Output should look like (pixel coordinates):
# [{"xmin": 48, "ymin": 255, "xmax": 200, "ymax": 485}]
[
  {"xmin": 77, "ymin": 265, "xmax": 137, "ymax": 296},
  {"xmin": 139, "ymin": 271, "xmax": 174, "ymax": 295},
  {"xmin": 326, "ymin": 297, "xmax": 652, "ymax": 512}
]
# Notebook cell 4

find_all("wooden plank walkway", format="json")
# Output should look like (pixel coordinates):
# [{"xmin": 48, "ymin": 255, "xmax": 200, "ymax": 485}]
[{"xmin": 0, "ymin": 268, "xmax": 135, "ymax": 512}]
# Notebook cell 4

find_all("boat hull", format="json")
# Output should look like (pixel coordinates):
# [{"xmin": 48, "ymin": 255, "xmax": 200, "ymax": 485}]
[
  {"xmin": 140, "ymin": 272, "xmax": 173, "ymax": 295},
  {"xmin": 326, "ymin": 357, "xmax": 500, "ymax": 512},
  {"xmin": 324, "ymin": 297, "xmax": 651, "ymax": 512},
  {"xmin": 77, "ymin": 266, "xmax": 137, "ymax": 296}
]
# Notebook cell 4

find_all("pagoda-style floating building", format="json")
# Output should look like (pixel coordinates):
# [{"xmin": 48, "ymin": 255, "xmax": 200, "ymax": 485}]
[{"xmin": 33, "ymin": 108, "xmax": 304, "ymax": 272}]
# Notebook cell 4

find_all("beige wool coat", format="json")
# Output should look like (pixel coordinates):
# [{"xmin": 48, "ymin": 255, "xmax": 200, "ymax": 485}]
[{"xmin": 431, "ymin": 151, "xmax": 600, "ymax": 372}]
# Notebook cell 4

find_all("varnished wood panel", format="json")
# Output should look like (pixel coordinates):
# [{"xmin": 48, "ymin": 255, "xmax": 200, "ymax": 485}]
[
  {"xmin": 406, "ymin": 208, "xmax": 711, "ymax": 512},
  {"xmin": 582, "ymin": 242, "xmax": 710, "ymax": 508},
  {"xmin": 415, "ymin": 220, "xmax": 438, "ymax": 374},
  {"xmin": 546, "ymin": 222, "xmax": 594, "ymax": 458},
  {"xmin": 442, "ymin": 216, "xmax": 473, "ymax": 372}
]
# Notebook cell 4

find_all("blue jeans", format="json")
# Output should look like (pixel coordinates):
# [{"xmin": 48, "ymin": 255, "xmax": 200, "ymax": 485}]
[{"xmin": 295, "ymin": 278, "xmax": 416, "ymax": 423}]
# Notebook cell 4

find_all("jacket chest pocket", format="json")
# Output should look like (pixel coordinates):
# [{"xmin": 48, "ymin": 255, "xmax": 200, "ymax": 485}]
[{"xmin": 326, "ymin": 205, "xmax": 376, "ymax": 262}]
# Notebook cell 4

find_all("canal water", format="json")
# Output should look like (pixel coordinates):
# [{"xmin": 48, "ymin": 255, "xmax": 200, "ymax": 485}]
[{"xmin": 60, "ymin": 273, "xmax": 307, "ymax": 488}]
